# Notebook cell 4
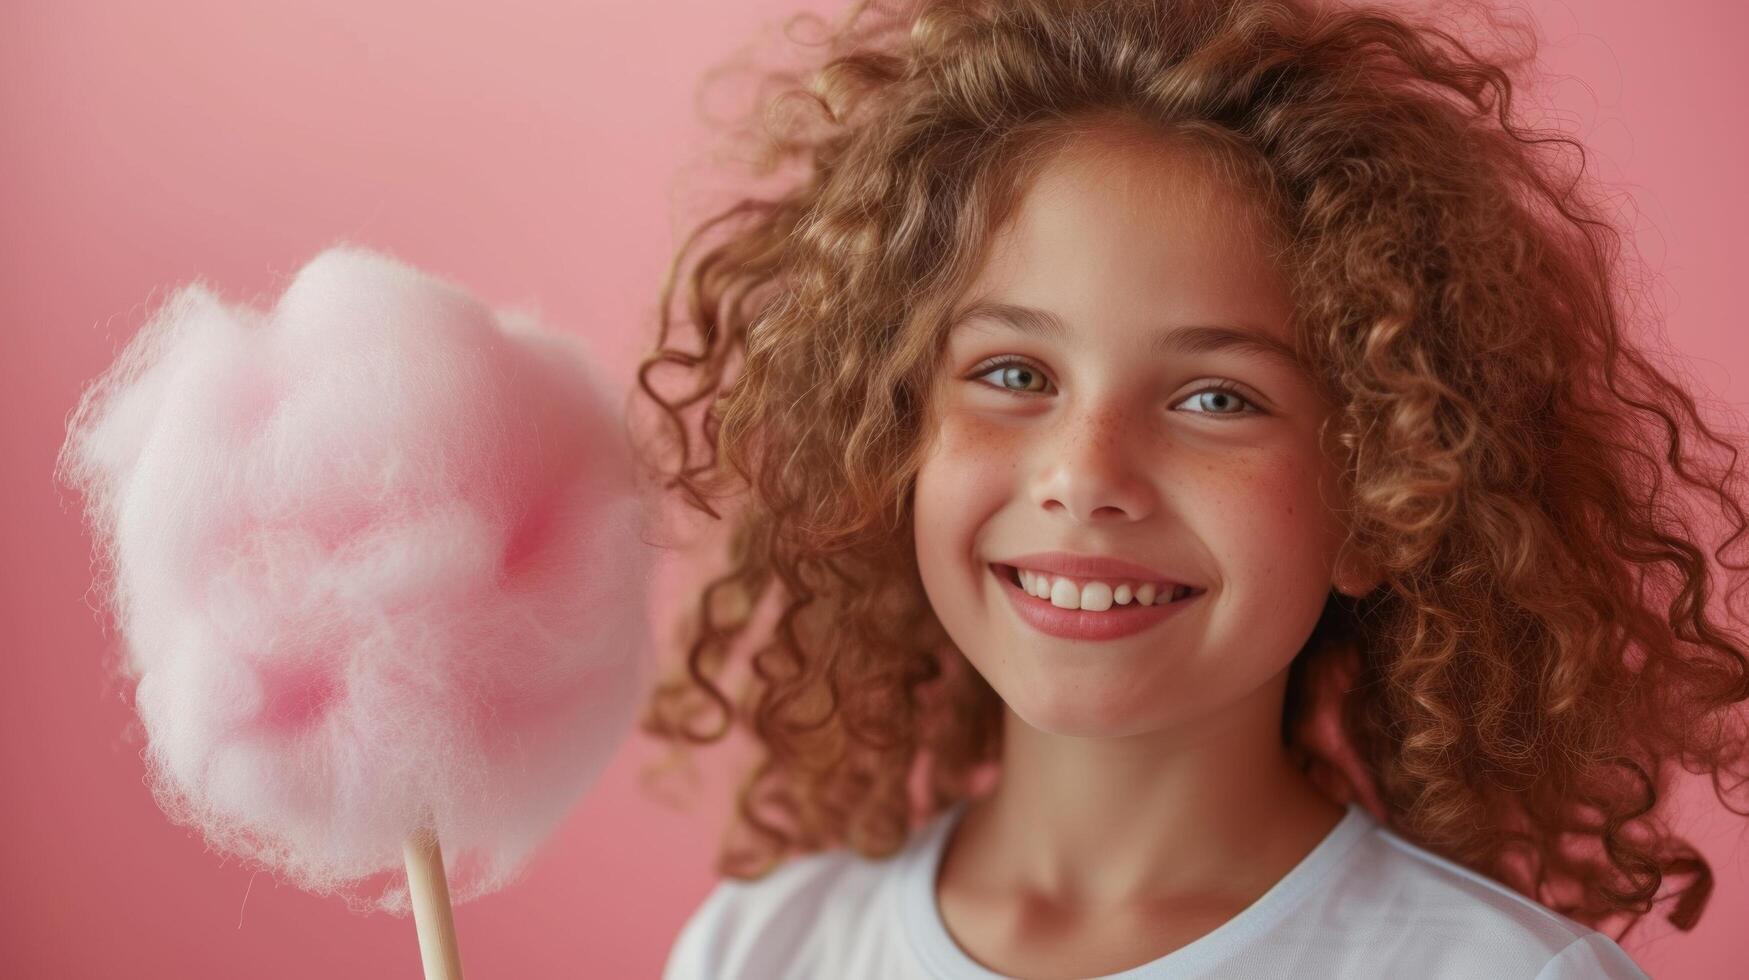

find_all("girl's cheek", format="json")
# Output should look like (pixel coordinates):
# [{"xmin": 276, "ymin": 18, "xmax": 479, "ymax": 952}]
[
  {"xmin": 1192, "ymin": 445, "xmax": 1344, "ymax": 580},
  {"xmin": 927, "ymin": 409, "xmax": 1028, "ymax": 485}
]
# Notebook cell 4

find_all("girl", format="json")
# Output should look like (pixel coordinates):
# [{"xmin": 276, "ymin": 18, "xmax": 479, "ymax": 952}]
[{"xmin": 633, "ymin": 0, "xmax": 1747, "ymax": 976}]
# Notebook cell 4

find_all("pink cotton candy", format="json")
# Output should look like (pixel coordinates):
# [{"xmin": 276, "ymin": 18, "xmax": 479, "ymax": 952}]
[{"xmin": 57, "ymin": 244, "xmax": 653, "ymax": 913}]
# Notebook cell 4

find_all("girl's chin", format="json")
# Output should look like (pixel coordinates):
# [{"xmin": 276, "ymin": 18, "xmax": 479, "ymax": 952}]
[{"xmin": 1000, "ymin": 695, "xmax": 1159, "ymax": 739}]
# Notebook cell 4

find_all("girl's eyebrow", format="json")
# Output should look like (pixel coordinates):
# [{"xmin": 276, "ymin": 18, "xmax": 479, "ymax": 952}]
[{"xmin": 950, "ymin": 300, "xmax": 1306, "ymax": 371}]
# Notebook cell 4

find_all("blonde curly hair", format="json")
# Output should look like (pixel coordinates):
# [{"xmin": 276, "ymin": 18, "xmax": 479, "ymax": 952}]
[{"xmin": 629, "ymin": 0, "xmax": 1749, "ymax": 943}]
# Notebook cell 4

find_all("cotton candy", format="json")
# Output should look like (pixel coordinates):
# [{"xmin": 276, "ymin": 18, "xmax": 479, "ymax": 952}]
[{"xmin": 57, "ymin": 244, "xmax": 653, "ymax": 913}]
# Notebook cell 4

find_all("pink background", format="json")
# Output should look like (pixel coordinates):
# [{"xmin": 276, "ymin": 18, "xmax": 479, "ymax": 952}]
[{"xmin": 4, "ymin": 0, "xmax": 1745, "ymax": 976}]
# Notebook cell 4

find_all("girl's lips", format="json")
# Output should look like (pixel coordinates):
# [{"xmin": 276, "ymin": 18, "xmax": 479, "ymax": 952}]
[{"xmin": 989, "ymin": 563, "xmax": 1201, "ymax": 641}]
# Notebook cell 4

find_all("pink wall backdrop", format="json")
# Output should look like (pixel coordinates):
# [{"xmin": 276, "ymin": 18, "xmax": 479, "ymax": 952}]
[{"xmin": 4, "ymin": 1, "xmax": 1744, "ymax": 976}]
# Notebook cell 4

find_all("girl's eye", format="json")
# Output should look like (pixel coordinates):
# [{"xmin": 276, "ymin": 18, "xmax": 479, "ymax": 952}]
[
  {"xmin": 972, "ymin": 358, "xmax": 1051, "ymax": 395},
  {"xmin": 968, "ymin": 357, "xmax": 1264, "ymax": 418},
  {"xmin": 1176, "ymin": 384, "xmax": 1262, "ymax": 418}
]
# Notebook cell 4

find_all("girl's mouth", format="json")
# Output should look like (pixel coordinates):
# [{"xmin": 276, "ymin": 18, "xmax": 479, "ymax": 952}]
[{"xmin": 989, "ymin": 563, "xmax": 1203, "ymax": 642}]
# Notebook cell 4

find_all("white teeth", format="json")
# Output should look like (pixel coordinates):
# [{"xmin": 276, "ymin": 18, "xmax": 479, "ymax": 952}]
[
  {"xmin": 1079, "ymin": 581, "xmax": 1113, "ymax": 611},
  {"xmin": 1049, "ymin": 577, "xmax": 1079, "ymax": 609},
  {"xmin": 1013, "ymin": 567, "xmax": 1185, "ymax": 610}
]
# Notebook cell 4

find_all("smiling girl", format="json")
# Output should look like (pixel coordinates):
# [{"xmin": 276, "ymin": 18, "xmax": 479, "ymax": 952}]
[{"xmin": 633, "ymin": 0, "xmax": 1747, "ymax": 977}]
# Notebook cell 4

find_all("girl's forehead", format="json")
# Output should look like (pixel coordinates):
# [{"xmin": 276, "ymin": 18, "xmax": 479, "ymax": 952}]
[
  {"xmin": 1008, "ymin": 137, "xmax": 1282, "ymax": 261},
  {"xmin": 961, "ymin": 150, "xmax": 1294, "ymax": 338}
]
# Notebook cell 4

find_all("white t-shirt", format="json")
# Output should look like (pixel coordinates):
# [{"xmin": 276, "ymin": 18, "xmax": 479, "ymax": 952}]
[{"xmin": 662, "ymin": 799, "xmax": 1651, "ymax": 979}]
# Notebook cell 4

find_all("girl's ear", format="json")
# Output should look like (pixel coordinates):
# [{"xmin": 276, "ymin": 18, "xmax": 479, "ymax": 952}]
[{"xmin": 1333, "ymin": 546, "xmax": 1385, "ymax": 598}]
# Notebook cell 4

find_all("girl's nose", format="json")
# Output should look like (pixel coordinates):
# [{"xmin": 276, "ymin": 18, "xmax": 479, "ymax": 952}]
[{"xmin": 1028, "ymin": 404, "xmax": 1157, "ymax": 524}]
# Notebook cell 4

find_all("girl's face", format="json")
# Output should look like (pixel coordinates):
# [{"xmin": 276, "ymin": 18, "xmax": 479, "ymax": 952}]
[{"xmin": 914, "ymin": 135, "xmax": 1356, "ymax": 739}]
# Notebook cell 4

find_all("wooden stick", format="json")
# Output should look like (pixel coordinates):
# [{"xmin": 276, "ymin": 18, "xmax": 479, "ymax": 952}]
[{"xmin": 403, "ymin": 829, "xmax": 466, "ymax": 980}]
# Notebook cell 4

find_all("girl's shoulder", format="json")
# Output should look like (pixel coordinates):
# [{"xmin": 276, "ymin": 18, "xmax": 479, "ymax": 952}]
[
  {"xmin": 1326, "ymin": 815, "xmax": 1650, "ymax": 979},
  {"xmin": 660, "ymin": 817, "xmax": 941, "ymax": 980},
  {"xmin": 660, "ymin": 803, "xmax": 1651, "ymax": 979}
]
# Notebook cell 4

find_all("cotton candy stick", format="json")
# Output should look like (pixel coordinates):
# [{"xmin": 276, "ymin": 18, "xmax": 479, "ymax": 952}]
[
  {"xmin": 57, "ymin": 244, "xmax": 654, "ymax": 976},
  {"xmin": 405, "ymin": 829, "xmax": 464, "ymax": 979}
]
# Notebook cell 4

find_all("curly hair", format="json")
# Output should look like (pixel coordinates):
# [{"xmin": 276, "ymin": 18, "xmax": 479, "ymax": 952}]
[{"xmin": 629, "ymin": 0, "xmax": 1749, "ymax": 943}]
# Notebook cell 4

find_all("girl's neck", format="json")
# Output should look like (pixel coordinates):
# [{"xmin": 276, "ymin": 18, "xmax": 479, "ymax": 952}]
[{"xmin": 945, "ymin": 675, "xmax": 1344, "ymax": 910}]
